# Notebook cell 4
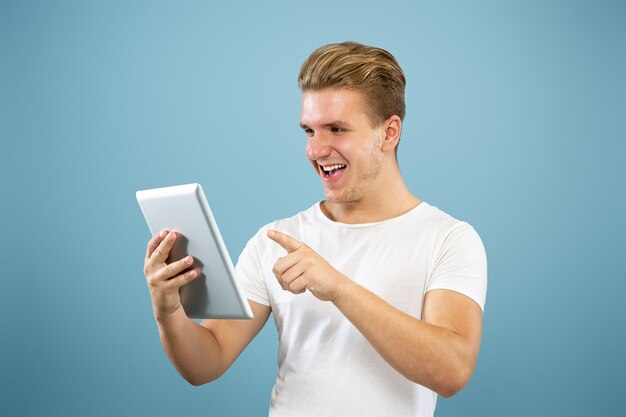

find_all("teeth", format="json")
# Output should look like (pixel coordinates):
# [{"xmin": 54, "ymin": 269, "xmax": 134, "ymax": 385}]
[{"xmin": 321, "ymin": 164, "xmax": 346, "ymax": 172}]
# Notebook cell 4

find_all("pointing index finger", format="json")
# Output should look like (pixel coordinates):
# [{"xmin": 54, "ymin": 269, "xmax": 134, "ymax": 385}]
[{"xmin": 267, "ymin": 230, "xmax": 302, "ymax": 253}]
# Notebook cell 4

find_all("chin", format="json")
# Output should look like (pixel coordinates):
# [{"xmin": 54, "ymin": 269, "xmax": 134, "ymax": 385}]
[
  {"xmin": 324, "ymin": 191, "xmax": 354, "ymax": 204},
  {"xmin": 323, "ymin": 194, "xmax": 341, "ymax": 204}
]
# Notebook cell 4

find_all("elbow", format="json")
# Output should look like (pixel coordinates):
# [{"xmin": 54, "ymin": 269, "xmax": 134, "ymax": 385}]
[
  {"xmin": 182, "ymin": 369, "xmax": 223, "ymax": 387},
  {"xmin": 181, "ymin": 356, "xmax": 229, "ymax": 386},
  {"xmin": 186, "ymin": 377, "xmax": 209, "ymax": 387},
  {"xmin": 184, "ymin": 374, "xmax": 218, "ymax": 387},
  {"xmin": 437, "ymin": 382, "xmax": 463, "ymax": 398},
  {"xmin": 434, "ymin": 365, "xmax": 473, "ymax": 398}
]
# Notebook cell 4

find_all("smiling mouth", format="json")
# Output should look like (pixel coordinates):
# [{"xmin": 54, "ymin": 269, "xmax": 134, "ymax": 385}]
[{"xmin": 320, "ymin": 163, "xmax": 347, "ymax": 178}]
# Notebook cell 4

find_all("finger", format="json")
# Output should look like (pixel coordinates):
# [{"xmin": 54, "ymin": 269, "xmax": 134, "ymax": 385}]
[
  {"xmin": 145, "ymin": 229, "xmax": 169, "ymax": 261},
  {"xmin": 150, "ymin": 230, "xmax": 178, "ymax": 264},
  {"xmin": 272, "ymin": 253, "xmax": 302, "ymax": 291},
  {"xmin": 165, "ymin": 268, "xmax": 199, "ymax": 290},
  {"xmin": 280, "ymin": 262, "xmax": 306, "ymax": 291},
  {"xmin": 286, "ymin": 276, "xmax": 308, "ymax": 294},
  {"xmin": 272, "ymin": 258, "xmax": 286, "ymax": 291},
  {"xmin": 154, "ymin": 255, "xmax": 194, "ymax": 282},
  {"xmin": 267, "ymin": 230, "xmax": 302, "ymax": 253},
  {"xmin": 272, "ymin": 252, "xmax": 302, "ymax": 278}
]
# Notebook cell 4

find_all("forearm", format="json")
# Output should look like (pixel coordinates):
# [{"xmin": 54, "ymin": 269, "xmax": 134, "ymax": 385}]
[
  {"xmin": 332, "ymin": 280, "xmax": 475, "ymax": 397},
  {"xmin": 267, "ymin": 229, "xmax": 481, "ymax": 395},
  {"xmin": 155, "ymin": 305, "xmax": 224, "ymax": 385}
]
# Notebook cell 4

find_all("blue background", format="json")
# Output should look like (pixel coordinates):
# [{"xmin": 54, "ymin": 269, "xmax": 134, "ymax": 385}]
[{"xmin": 2, "ymin": 1, "xmax": 625, "ymax": 416}]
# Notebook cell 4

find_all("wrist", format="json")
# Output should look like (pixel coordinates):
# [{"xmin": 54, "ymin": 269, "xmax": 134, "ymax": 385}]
[
  {"xmin": 332, "ymin": 274, "xmax": 356, "ymax": 305},
  {"xmin": 154, "ymin": 304, "xmax": 186, "ymax": 327}
]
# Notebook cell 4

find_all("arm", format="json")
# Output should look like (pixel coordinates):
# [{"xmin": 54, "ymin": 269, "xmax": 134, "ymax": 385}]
[
  {"xmin": 332, "ymin": 284, "xmax": 482, "ymax": 397},
  {"xmin": 144, "ymin": 230, "xmax": 271, "ymax": 386},
  {"xmin": 268, "ymin": 229, "xmax": 483, "ymax": 397},
  {"xmin": 156, "ymin": 301, "xmax": 270, "ymax": 386}
]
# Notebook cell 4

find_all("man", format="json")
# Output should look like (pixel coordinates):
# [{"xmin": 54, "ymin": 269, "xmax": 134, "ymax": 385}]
[{"xmin": 143, "ymin": 41, "xmax": 487, "ymax": 417}]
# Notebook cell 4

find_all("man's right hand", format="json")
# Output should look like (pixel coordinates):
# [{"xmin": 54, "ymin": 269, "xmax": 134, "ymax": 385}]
[
  {"xmin": 141, "ymin": 229, "xmax": 271, "ymax": 385},
  {"xmin": 143, "ymin": 230, "xmax": 199, "ymax": 320}
]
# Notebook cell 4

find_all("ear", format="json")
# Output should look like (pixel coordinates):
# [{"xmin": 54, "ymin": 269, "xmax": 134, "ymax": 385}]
[{"xmin": 381, "ymin": 115, "xmax": 402, "ymax": 153}]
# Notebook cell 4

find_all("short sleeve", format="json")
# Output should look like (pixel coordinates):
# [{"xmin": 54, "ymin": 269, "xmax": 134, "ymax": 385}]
[
  {"xmin": 426, "ymin": 222, "xmax": 488, "ymax": 311},
  {"xmin": 235, "ymin": 233, "xmax": 271, "ymax": 307}
]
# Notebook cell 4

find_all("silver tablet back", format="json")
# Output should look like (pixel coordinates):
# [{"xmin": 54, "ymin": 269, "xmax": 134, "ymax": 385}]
[{"xmin": 136, "ymin": 183, "xmax": 253, "ymax": 319}]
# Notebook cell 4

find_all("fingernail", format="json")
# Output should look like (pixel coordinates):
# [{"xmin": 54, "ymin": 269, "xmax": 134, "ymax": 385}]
[
  {"xmin": 169, "ymin": 232, "xmax": 175, "ymax": 239},
  {"xmin": 159, "ymin": 230, "xmax": 165, "ymax": 238},
  {"xmin": 185, "ymin": 256, "xmax": 192, "ymax": 264}
]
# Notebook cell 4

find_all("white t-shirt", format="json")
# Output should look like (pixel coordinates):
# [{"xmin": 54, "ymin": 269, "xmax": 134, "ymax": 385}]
[{"xmin": 235, "ymin": 201, "xmax": 488, "ymax": 417}]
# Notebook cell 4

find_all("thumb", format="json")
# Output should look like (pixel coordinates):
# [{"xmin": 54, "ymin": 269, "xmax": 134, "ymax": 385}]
[{"xmin": 267, "ymin": 230, "xmax": 302, "ymax": 253}]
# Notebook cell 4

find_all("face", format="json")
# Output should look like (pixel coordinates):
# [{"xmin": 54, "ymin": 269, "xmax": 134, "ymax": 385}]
[{"xmin": 300, "ymin": 88, "xmax": 387, "ymax": 204}]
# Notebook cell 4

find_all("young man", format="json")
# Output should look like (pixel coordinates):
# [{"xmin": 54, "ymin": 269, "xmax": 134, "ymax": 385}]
[{"xmin": 143, "ymin": 42, "xmax": 487, "ymax": 417}]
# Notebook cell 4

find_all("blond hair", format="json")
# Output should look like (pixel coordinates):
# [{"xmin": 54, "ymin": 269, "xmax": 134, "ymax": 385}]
[{"xmin": 298, "ymin": 41, "xmax": 406, "ymax": 127}]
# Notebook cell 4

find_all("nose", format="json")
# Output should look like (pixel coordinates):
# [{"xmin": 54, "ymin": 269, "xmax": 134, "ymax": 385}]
[{"xmin": 306, "ymin": 134, "xmax": 332, "ymax": 161}]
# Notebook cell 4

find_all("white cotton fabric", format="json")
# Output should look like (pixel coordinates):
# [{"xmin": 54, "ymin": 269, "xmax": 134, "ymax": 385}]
[{"xmin": 235, "ymin": 201, "xmax": 487, "ymax": 417}]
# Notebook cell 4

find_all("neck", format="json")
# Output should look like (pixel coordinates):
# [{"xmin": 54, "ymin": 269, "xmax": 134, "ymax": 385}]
[{"xmin": 321, "ymin": 164, "xmax": 422, "ymax": 224}]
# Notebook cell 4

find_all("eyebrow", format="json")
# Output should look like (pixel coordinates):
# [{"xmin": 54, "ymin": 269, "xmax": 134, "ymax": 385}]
[{"xmin": 299, "ymin": 120, "xmax": 350, "ymax": 129}]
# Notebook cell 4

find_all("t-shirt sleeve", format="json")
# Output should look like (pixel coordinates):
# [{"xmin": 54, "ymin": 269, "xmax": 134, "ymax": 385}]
[
  {"xmin": 235, "ymin": 233, "xmax": 271, "ymax": 307},
  {"xmin": 426, "ymin": 222, "xmax": 488, "ymax": 311}
]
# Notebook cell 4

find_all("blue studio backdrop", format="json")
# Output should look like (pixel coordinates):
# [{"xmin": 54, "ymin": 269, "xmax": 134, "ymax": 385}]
[{"xmin": 2, "ymin": 1, "xmax": 625, "ymax": 416}]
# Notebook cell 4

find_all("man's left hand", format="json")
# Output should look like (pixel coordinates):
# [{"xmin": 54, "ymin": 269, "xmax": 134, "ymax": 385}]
[{"xmin": 268, "ymin": 230, "xmax": 348, "ymax": 302}]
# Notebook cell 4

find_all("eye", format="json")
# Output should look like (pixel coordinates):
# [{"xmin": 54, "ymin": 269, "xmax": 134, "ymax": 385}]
[
  {"xmin": 304, "ymin": 128, "xmax": 314, "ymax": 137},
  {"xmin": 331, "ymin": 127, "xmax": 345, "ymax": 133}
]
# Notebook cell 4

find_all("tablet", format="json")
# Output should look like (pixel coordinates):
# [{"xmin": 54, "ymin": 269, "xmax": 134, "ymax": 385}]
[{"xmin": 136, "ymin": 183, "xmax": 253, "ymax": 320}]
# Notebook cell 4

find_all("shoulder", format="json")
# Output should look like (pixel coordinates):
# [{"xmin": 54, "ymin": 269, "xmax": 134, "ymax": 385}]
[
  {"xmin": 416, "ymin": 202, "xmax": 485, "ymax": 252},
  {"xmin": 243, "ymin": 202, "xmax": 321, "ymax": 251},
  {"xmin": 422, "ymin": 203, "xmax": 488, "ymax": 309},
  {"xmin": 413, "ymin": 202, "xmax": 477, "ymax": 233}
]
